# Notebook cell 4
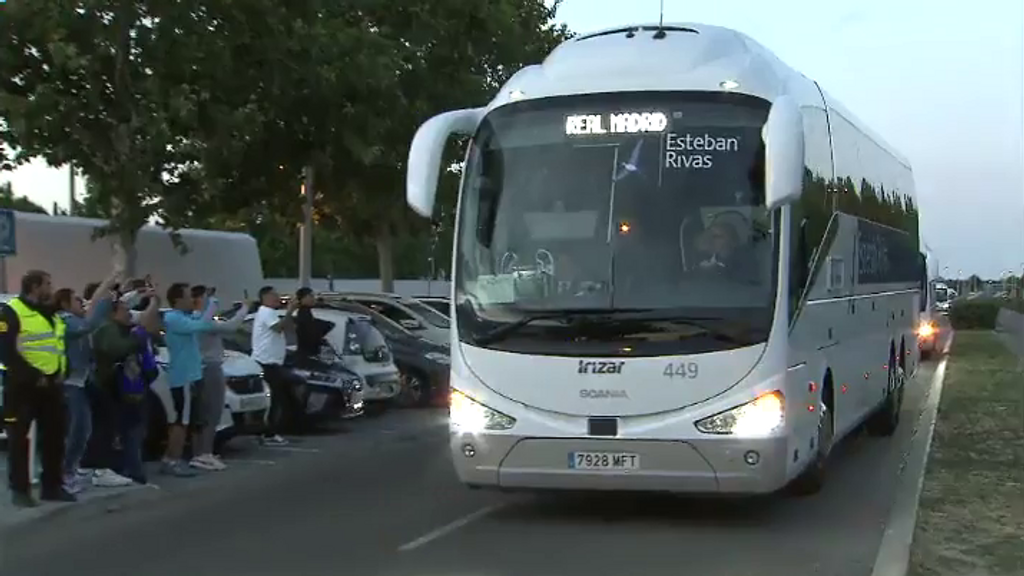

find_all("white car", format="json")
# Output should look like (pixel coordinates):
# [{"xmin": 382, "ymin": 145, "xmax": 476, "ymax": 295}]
[
  {"xmin": 243, "ymin": 307, "xmax": 402, "ymax": 408},
  {"xmin": 322, "ymin": 292, "xmax": 451, "ymax": 347}
]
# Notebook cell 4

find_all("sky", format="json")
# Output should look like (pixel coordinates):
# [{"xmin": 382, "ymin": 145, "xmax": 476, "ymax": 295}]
[{"xmin": 2, "ymin": 0, "xmax": 1022, "ymax": 279}]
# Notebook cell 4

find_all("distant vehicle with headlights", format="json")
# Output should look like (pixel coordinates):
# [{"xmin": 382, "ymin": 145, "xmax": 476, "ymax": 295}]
[
  {"xmin": 404, "ymin": 22, "xmax": 924, "ymax": 496},
  {"xmin": 917, "ymin": 278, "xmax": 943, "ymax": 359},
  {"xmin": 933, "ymin": 283, "xmax": 953, "ymax": 313}
]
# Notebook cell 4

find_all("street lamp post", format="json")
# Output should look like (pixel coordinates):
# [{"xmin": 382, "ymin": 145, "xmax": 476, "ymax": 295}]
[{"xmin": 298, "ymin": 166, "xmax": 314, "ymax": 289}]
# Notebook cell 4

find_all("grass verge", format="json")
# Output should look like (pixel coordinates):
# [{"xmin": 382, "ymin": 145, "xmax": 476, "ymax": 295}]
[{"xmin": 909, "ymin": 331, "xmax": 1024, "ymax": 576}]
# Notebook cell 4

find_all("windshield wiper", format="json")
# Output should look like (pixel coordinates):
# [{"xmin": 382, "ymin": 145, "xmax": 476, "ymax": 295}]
[
  {"xmin": 470, "ymin": 307, "xmax": 757, "ymax": 347},
  {"xmin": 591, "ymin": 309, "xmax": 753, "ymax": 344},
  {"xmin": 471, "ymin": 308, "xmax": 613, "ymax": 346}
]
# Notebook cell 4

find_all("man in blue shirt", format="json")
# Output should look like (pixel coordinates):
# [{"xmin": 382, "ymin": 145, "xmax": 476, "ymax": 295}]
[{"xmin": 161, "ymin": 282, "xmax": 215, "ymax": 477}]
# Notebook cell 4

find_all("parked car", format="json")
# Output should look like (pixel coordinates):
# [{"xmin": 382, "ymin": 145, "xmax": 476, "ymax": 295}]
[
  {"xmin": 320, "ymin": 292, "xmax": 450, "ymax": 347},
  {"xmin": 318, "ymin": 298, "xmax": 450, "ymax": 407},
  {"xmin": 239, "ymin": 307, "xmax": 401, "ymax": 413},
  {"xmin": 220, "ymin": 328, "xmax": 364, "ymax": 430},
  {"xmin": 412, "ymin": 296, "xmax": 450, "ymax": 317}
]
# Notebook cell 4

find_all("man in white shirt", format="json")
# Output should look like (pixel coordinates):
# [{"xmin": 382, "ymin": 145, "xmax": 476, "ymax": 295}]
[{"xmin": 250, "ymin": 286, "xmax": 299, "ymax": 446}]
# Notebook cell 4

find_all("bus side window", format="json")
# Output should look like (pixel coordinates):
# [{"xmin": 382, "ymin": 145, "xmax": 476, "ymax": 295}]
[{"xmin": 788, "ymin": 204, "xmax": 810, "ymax": 319}]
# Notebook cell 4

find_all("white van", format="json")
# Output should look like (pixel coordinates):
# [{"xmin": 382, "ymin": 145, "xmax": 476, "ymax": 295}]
[{"xmin": 3, "ymin": 212, "xmax": 263, "ymax": 303}]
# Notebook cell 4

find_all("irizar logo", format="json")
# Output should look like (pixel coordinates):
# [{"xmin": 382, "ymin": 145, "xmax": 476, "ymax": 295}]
[
  {"xmin": 579, "ymin": 389, "xmax": 629, "ymax": 399},
  {"xmin": 577, "ymin": 360, "xmax": 624, "ymax": 375}
]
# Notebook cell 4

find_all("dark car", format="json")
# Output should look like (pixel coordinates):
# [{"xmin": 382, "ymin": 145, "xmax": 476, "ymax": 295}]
[
  {"xmin": 316, "ymin": 297, "xmax": 450, "ymax": 408},
  {"xmin": 221, "ymin": 323, "xmax": 365, "ymax": 431},
  {"xmin": 412, "ymin": 296, "xmax": 450, "ymax": 317}
]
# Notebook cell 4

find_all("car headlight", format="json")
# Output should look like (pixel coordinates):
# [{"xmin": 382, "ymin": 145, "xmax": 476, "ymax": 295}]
[
  {"xmin": 694, "ymin": 391, "xmax": 785, "ymax": 437},
  {"xmin": 450, "ymin": 389, "xmax": 515, "ymax": 432},
  {"xmin": 425, "ymin": 351, "xmax": 450, "ymax": 365},
  {"xmin": 916, "ymin": 322, "xmax": 936, "ymax": 338}
]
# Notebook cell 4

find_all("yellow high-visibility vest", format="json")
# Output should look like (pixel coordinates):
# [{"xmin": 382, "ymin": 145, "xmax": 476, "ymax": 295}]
[{"xmin": 7, "ymin": 297, "xmax": 66, "ymax": 376}]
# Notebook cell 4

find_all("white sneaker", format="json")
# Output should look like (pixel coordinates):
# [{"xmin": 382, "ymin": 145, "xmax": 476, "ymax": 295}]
[
  {"xmin": 189, "ymin": 454, "xmax": 227, "ymax": 471},
  {"xmin": 92, "ymin": 468, "xmax": 135, "ymax": 488},
  {"xmin": 260, "ymin": 434, "xmax": 289, "ymax": 446}
]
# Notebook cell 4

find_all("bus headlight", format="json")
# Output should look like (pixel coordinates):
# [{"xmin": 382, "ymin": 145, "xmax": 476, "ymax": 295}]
[
  {"xmin": 450, "ymin": 389, "xmax": 515, "ymax": 433},
  {"xmin": 695, "ymin": 391, "xmax": 785, "ymax": 437}
]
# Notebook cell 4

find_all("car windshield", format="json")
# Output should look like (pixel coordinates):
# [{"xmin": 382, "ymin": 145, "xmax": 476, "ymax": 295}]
[
  {"xmin": 404, "ymin": 300, "xmax": 451, "ymax": 328},
  {"xmin": 455, "ymin": 92, "xmax": 778, "ymax": 356},
  {"xmin": 935, "ymin": 288, "xmax": 949, "ymax": 303}
]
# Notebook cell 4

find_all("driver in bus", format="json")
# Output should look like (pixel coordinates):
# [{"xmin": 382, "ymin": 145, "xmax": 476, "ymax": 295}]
[{"xmin": 692, "ymin": 212, "xmax": 758, "ymax": 283}]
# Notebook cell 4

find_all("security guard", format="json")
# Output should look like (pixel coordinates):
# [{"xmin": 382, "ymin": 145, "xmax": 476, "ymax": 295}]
[{"xmin": 0, "ymin": 269, "xmax": 75, "ymax": 507}]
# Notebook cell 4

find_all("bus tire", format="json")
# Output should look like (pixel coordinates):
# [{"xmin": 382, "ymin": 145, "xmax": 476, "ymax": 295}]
[
  {"xmin": 790, "ymin": 386, "xmax": 834, "ymax": 496},
  {"xmin": 868, "ymin": 362, "xmax": 904, "ymax": 437}
]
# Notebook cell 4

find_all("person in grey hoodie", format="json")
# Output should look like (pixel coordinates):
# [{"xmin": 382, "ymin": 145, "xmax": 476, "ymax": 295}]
[
  {"xmin": 188, "ymin": 285, "xmax": 250, "ymax": 472},
  {"xmin": 53, "ymin": 271, "xmax": 120, "ymax": 492}
]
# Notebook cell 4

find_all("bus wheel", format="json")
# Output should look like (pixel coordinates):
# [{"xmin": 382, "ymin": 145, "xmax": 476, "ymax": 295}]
[
  {"xmin": 869, "ymin": 363, "xmax": 904, "ymax": 437},
  {"xmin": 790, "ymin": 396, "xmax": 834, "ymax": 496}
]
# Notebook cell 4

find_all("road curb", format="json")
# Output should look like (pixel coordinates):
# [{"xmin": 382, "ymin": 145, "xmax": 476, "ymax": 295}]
[
  {"xmin": 0, "ymin": 483, "xmax": 164, "ymax": 535},
  {"xmin": 870, "ymin": 335, "xmax": 953, "ymax": 576}
]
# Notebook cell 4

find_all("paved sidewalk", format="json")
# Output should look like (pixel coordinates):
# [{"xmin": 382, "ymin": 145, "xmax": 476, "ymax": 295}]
[{"xmin": 0, "ymin": 460, "xmax": 156, "ymax": 530}]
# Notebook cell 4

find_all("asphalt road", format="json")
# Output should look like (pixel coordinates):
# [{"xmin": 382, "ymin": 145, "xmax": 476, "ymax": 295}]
[{"xmin": 0, "ymin": 358, "xmax": 943, "ymax": 576}]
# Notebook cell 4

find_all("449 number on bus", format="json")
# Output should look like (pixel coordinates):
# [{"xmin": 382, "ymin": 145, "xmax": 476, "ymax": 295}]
[{"xmin": 663, "ymin": 362, "xmax": 699, "ymax": 379}]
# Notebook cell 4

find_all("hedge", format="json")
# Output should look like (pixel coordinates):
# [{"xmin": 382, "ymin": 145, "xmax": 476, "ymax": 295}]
[{"xmin": 948, "ymin": 299, "xmax": 1002, "ymax": 330}]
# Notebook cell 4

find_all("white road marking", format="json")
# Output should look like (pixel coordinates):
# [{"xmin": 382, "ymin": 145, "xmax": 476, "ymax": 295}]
[
  {"xmin": 261, "ymin": 446, "xmax": 321, "ymax": 453},
  {"xmin": 397, "ymin": 504, "xmax": 505, "ymax": 552}
]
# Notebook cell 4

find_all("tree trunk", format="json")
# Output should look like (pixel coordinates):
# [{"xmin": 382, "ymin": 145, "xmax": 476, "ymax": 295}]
[
  {"xmin": 114, "ymin": 230, "xmax": 139, "ymax": 278},
  {"xmin": 376, "ymin": 223, "xmax": 395, "ymax": 293}
]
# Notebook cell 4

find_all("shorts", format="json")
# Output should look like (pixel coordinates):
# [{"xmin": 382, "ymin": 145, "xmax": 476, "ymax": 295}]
[{"xmin": 169, "ymin": 381, "xmax": 204, "ymax": 427}]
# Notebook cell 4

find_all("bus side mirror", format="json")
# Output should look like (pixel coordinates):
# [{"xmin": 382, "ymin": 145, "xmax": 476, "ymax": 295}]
[
  {"xmin": 406, "ymin": 108, "xmax": 484, "ymax": 218},
  {"xmin": 763, "ymin": 95, "xmax": 805, "ymax": 211}
]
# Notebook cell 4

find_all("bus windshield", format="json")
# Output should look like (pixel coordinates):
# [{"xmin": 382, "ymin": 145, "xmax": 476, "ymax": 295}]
[
  {"xmin": 935, "ymin": 287, "xmax": 949, "ymax": 303},
  {"xmin": 455, "ymin": 92, "xmax": 779, "ymax": 356}
]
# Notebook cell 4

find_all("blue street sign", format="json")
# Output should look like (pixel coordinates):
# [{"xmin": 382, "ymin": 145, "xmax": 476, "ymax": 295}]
[{"xmin": 0, "ymin": 209, "xmax": 16, "ymax": 256}]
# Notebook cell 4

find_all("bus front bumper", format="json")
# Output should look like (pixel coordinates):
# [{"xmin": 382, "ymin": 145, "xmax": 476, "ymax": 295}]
[{"xmin": 450, "ymin": 433, "xmax": 791, "ymax": 495}]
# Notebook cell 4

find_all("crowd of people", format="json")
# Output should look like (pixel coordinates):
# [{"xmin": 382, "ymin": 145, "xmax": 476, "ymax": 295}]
[{"xmin": 2, "ymin": 268, "xmax": 303, "ymax": 508}]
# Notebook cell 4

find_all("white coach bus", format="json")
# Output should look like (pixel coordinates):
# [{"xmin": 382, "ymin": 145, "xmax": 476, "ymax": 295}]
[{"xmin": 406, "ymin": 23, "xmax": 926, "ymax": 495}]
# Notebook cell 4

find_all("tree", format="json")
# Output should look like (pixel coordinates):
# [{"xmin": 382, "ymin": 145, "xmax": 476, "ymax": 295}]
[
  {"xmin": 0, "ymin": 0, "xmax": 279, "ymax": 274},
  {"xmin": 308, "ymin": 0, "xmax": 572, "ymax": 290},
  {"xmin": 0, "ymin": 181, "xmax": 49, "ymax": 214}
]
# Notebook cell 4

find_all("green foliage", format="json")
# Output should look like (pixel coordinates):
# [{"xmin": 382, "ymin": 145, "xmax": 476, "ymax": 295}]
[
  {"xmin": 0, "ymin": 180, "xmax": 48, "ymax": 214},
  {"xmin": 0, "ymin": 0, "xmax": 571, "ymax": 282},
  {"xmin": 949, "ymin": 299, "xmax": 1003, "ymax": 330}
]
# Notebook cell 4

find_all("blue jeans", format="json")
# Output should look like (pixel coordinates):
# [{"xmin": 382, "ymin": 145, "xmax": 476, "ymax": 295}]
[{"xmin": 63, "ymin": 384, "xmax": 92, "ymax": 474}]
